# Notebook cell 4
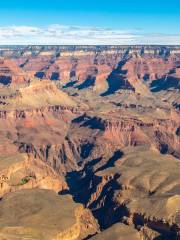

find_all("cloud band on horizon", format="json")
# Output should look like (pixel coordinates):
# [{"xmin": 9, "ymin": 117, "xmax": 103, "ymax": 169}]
[{"xmin": 0, "ymin": 24, "xmax": 179, "ymax": 45}]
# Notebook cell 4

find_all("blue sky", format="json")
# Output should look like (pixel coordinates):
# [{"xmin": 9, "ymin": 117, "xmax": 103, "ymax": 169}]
[{"xmin": 0, "ymin": 0, "xmax": 180, "ymax": 44}]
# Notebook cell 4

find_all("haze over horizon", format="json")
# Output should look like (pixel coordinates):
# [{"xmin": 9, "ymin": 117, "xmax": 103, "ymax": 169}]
[{"xmin": 0, "ymin": 0, "xmax": 180, "ymax": 45}]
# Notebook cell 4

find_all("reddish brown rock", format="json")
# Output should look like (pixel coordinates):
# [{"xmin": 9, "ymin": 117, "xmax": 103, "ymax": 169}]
[{"xmin": 0, "ymin": 45, "xmax": 179, "ymax": 240}]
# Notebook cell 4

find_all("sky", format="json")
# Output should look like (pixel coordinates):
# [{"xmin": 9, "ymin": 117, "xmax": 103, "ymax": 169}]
[{"xmin": 0, "ymin": 0, "xmax": 180, "ymax": 45}]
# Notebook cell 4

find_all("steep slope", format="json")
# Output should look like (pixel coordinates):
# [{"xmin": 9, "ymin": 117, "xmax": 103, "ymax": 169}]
[
  {"xmin": 82, "ymin": 147, "xmax": 180, "ymax": 238},
  {"xmin": 0, "ymin": 189, "xmax": 99, "ymax": 240},
  {"xmin": 0, "ymin": 79, "xmax": 76, "ymax": 110},
  {"xmin": 0, "ymin": 139, "xmax": 67, "ymax": 197},
  {"xmin": 0, "ymin": 58, "xmax": 27, "ymax": 85}
]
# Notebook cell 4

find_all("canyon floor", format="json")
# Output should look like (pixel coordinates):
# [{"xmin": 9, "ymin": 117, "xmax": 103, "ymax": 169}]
[{"xmin": 0, "ymin": 45, "xmax": 179, "ymax": 240}]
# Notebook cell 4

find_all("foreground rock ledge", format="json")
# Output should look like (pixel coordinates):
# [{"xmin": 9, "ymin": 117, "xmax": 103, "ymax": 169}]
[
  {"xmin": 90, "ymin": 223, "xmax": 141, "ymax": 240},
  {"xmin": 0, "ymin": 189, "xmax": 99, "ymax": 240}
]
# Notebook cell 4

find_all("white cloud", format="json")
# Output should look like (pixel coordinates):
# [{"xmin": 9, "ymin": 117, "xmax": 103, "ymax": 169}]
[
  {"xmin": 0, "ymin": 26, "xmax": 41, "ymax": 37},
  {"xmin": 0, "ymin": 24, "xmax": 179, "ymax": 45},
  {"xmin": 139, "ymin": 33, "xmax": 180, "ymax": 45}
]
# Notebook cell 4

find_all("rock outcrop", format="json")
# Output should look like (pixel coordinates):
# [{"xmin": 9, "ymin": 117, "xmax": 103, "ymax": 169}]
[
  {"xmin": 82, "ymin": 147, "xmax": 180, "ymax": 239},
  {"xmin": 0, "ymin": 58, "xmax": 27, "ymax": 85},
  {"xmin": 90, "ymin": 223, "xmax": 141, "ymax": 240},
  {"xmin": 0, "ymin": 189, "xmax": 99, "ymax": 240}
]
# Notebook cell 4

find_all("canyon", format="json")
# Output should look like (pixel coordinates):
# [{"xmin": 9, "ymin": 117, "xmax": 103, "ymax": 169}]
[{"xmin": 0, "ymin": 45, "xmax": 179, "ymax": 240}]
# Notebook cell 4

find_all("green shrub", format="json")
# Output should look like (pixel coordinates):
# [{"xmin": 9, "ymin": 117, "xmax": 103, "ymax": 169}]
[{"xmin": 20, "ymin": 177, "xmax": 30, "ymax": 185}]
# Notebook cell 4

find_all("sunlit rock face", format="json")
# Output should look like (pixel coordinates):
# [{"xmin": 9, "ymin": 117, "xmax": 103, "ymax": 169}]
[
  {"xmin": 0, "ymin": 189, "xmax": 99, "ymax": 240},
  {"xmin": 0, "ymin": 58, "xmax": 27, "ymax": 85},
  {"xmin": 0, "ymin": 45, "xmax": 179, "ymax": 240}
]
